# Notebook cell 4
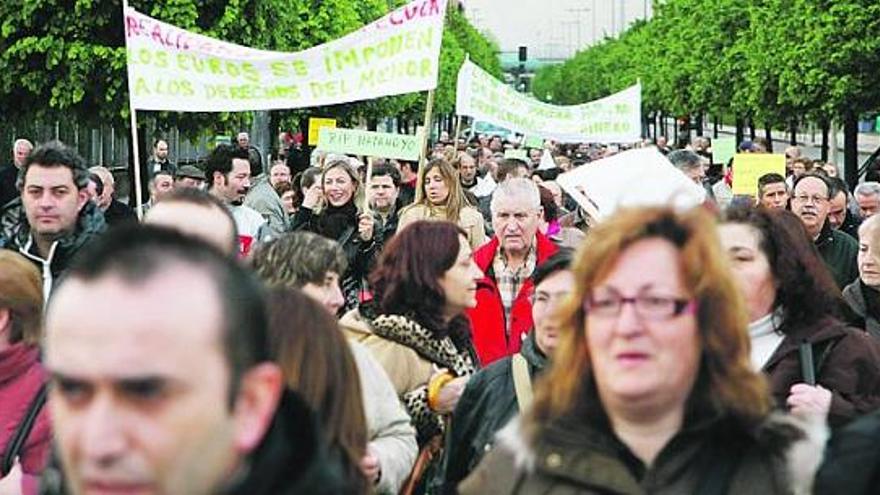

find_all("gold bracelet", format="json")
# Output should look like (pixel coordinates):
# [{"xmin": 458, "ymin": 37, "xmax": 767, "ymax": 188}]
[{"xmin": 427, "ymin": 372, "xmax": 455, "ymax": 411}]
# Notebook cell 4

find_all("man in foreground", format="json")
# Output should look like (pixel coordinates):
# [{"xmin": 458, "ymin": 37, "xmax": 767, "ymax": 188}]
[{"xmin": 42, "ymin": 225, "xmax": 339, "ymax": 494}]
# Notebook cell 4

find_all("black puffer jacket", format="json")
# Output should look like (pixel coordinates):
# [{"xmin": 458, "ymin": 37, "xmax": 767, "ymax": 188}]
[
  {"xmin": 0, "ymin": 198, "xmax": 106, "ymax": 294},
  {"xmin": 440, "ymin": 332, "xmax": 547, "ymax": 493}
]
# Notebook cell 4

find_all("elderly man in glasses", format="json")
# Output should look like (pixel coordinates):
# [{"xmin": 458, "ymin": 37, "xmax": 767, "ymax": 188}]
[{"xmin": 791, "ymin": 173, "xmax": 859, "ymax": 288}]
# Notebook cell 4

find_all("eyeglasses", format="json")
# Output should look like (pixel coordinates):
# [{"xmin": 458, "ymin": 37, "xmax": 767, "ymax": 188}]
[
  {"xmin": 584, "ymin": 291, "xmax": 695, "ymax": 321},
  {"xmin": 791, "ymin": 194, "xmax": 828, "ymax": 205}
]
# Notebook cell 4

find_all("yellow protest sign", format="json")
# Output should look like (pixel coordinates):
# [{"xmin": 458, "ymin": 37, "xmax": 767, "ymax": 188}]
[
  {"xmin": 732, "ymin": 154, "xmax": 786, "ymax": 196},
  {"xmin": 308, "ymin": 118, "xmax": 337, "ymax": 146}
]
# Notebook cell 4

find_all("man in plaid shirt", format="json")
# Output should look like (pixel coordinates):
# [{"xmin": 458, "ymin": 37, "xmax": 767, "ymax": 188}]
[{"xmin": 467, "ymin": 178, "xmax": 559, "ymax": 365}]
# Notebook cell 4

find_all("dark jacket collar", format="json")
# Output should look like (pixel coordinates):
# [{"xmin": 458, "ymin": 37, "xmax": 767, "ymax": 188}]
[
  {"xmin": 223, "ymin": 390, "xmax": 344, "ymax": 495},
  {"xmin": 815, "ymin": 220, "xmax": 834, "ymax": 247},
  {"xmin": 763, "ymin": 315, "xmax": 849, "ymax": 370}
]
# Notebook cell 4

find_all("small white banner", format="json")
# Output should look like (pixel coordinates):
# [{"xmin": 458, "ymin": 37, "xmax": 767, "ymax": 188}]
[
  {"xmin": 455, "ymin": 59, "xmax": 641, "ymax": 143},
  {"xmin": 556, "ymin": 148, "xmax": 706, "ymax": 220}
]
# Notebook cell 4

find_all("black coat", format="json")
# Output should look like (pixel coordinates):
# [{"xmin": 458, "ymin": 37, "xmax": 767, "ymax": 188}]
[
  {"xmin": 440, "ymin": 332, "xmax": 547, "ymax": 493},
  {"xmin": 815, "ymin": 408, "xmax": 880, "ymax": 495},
  {"xmin": 290, "ymin": 205, "xmax": 382, "ymax": 312}
]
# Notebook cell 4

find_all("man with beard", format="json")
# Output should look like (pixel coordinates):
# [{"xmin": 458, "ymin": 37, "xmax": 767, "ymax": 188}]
[
  {"xmin": 206, "ymin": 144, "xmax": 267, "ymax": 256},
  {"xmin": 791, "ymin": 173, "xmax": 859, "ymax": 288},
  {"xmin": 244, "ymin": 161, "xmax": 290, "ymax": 237}
]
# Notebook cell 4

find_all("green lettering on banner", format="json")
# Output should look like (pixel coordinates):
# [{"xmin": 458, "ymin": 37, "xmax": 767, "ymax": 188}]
[
  {"xmin": 317, "ymin": 128, "xmax": 421, "ymax": 161},
  {"xmin": 204, "ymin": 83, "xmax": 301, "ymax": 101},
  {"xmin": 325, "ymin": 26, "xmax": 433, "ymax": 75}
]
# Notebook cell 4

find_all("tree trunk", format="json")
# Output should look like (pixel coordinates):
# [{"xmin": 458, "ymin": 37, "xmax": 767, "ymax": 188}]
[
  {"xmin": 695, "ymin": 113, "xmax": 704, "ymax": 137},
  {"xmin": 789, "ymin": 119, "xmax": 797, "ymax": 145},
  {"xmin": 820, "ymin": 119, "xmax": 830, "ymax": 162},
  {"xmin": 748, "ymin": 119, "xmax": 756, "ymax": 140},
  {"xmin": 843, "ymin": 111, "xmax": 858, "ymax": 189},
  {"xmin": 765, "ymin": 125, "xmax": 773, "ymax": 153},
  {"xmin": 251, "ymin": 110, "xmax": 270, "ymax": 170},
  {"xmin": 713, "ymin": 115, "xmax": 719, "ymax": 139},
  {"xmin": 735, "ymin": 117, "xmax": 745, "ymax": 147},
  {"xmin": 367, "ymin": 119, "xmax": 378, "ymax": 131}
]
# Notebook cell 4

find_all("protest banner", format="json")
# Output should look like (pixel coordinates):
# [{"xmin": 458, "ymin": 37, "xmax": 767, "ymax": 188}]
[
  {"xmin": 124, "ymin": 0, "xmax": 447, "ymax": 111},
  {"xmin": 455, "ymin": 59, "xmax": 641, "ymax": 143},
  {"xmin": 556, "ymin": 148, "xmax": 706, "ymax": 220},
  {"xmin": 732, "ymin": 154, "xmax": 785, "ymax": 196},
  {"xmin": 504, "ymin": 149, "xmax": 528, "ymax": 161},
  {"xmin": 317, "ymin": 128, "xmax": 422, "ymax": 161},
  {"xmin": 712, "ymin": 137, "xmax": 736, "ymax": 166},
  {"xmin": 308, "ymin": 118, "xmax": 337, "ymax": 146}
]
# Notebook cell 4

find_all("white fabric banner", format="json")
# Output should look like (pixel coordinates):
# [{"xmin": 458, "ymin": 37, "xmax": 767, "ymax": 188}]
[
  {"xmin": 124, "ymin": 0, "xmax": 447, "ymax": 111},
  {"xmin": 455, "ymin": 59, "xmax": 641, "ymax": 143}
]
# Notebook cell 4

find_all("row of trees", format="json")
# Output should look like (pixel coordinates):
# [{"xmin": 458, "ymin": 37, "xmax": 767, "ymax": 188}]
[
  {"xmin": 0, "ymin": 0, "xmax": 501, "ymax": 152},
  {"xmin": 531, "ymin": 0, "xmax": 880, "ymax": 185}
]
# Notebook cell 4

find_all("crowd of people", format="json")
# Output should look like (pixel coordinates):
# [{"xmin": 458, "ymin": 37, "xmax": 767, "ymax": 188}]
[{"xmin": 2, "ymin": 128, "xmax": 880, "ymax": 495}]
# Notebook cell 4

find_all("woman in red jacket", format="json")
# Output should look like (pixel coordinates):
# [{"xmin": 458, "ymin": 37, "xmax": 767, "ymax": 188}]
[{"xmin": 0, "ymin": 251, "xmax": 50, "ymax": 495}]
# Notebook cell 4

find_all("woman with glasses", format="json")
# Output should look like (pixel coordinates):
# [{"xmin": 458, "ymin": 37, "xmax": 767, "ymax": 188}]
[
  {"xmin": 719, "ymin": 204, "xmax": 880, "ymax": 427},
  {"xmin": 460, "ymin": 207, "xmax": 824, "ymax": 494}
]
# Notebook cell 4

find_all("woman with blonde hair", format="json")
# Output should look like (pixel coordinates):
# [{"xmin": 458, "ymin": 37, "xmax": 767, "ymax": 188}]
[
  {"xmin": 291, "ymin": 159, "xmax": 380, "ymax": 312},
  {"xmin": 397, "ymin": 158, "xmax": 486, "ymax": 249},
  {"xmin": 461, "ymin": 207, "xmax": 825, "ymax": 494}
]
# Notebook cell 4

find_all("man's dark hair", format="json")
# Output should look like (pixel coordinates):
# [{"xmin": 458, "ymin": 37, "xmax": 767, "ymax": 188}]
[
  {"xmin": 204, "ymin": 144, "xmax": 251, "ymax": 187},
  {"xmin": 793, "ymin": 172, "xmax": 832, "ymax": 200},
  {"xmin": 250, "ymin": 231, "xmax": 347, "ymax": 289},
  {"xmin": 156, "ymin": 187, "xmax": 239, "ymax": 255},
  {"xmin": 153, "ymin": 138, "xmax": 167, "ymax": 148},
  {"xmin": 828, "ymin": 176, "xmax": 849, "ymax": 199},
  {"xmin": 399, "ymin": 160, "xmax": 419, "ymax": 174},
  {"xmin": 757, "ymin": 173, "xmax": 786, "ymax": 197},
  {"xmin": 88, "ymin": 173, "xmax": 104, "ymax": 197},
  {"xmin": 370, "ymin": 163, "xmax": 401, "ymax": 188},
  {"xmin": 19, "ymin": 140, "xmax": 89, "ymax": 190},
  {"xmin": 532, "ymin": 249, "xmax": 573, "ymax": 287},
  {"xmin": 496, "ymin": 158, "xmax": 530, "ymax": 182},
  {"xmin": 61, "ymin": 224, "xmax": 268, "ymax": 407}
]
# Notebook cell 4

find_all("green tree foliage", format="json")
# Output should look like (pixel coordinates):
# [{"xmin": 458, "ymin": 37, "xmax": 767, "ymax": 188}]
[
  {"xmin": 532, "ymin": 0, "xmax": 880, "ymax": 129},
  {"xmin": 0, "ymin": 1, "xmax": 499, "ymax": 134}
]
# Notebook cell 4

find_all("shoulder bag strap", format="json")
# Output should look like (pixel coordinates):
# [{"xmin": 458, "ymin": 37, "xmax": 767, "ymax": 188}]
[
  {"xmin": 1, "ymin": 382, "xmax": 48, "ymax": 476},
  {"xmin": 511, "ymin": 353, "xmax": 534, "ymax": 411}
]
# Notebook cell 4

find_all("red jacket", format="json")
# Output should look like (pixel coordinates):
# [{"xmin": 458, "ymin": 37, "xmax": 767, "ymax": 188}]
[
  {"xmin": 467, "ymin": 232, "xmax": 558, "ymax": 366},
  {"xmin": 0, "ymin": 343, "xmax": 50, "ymax": 479}
]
